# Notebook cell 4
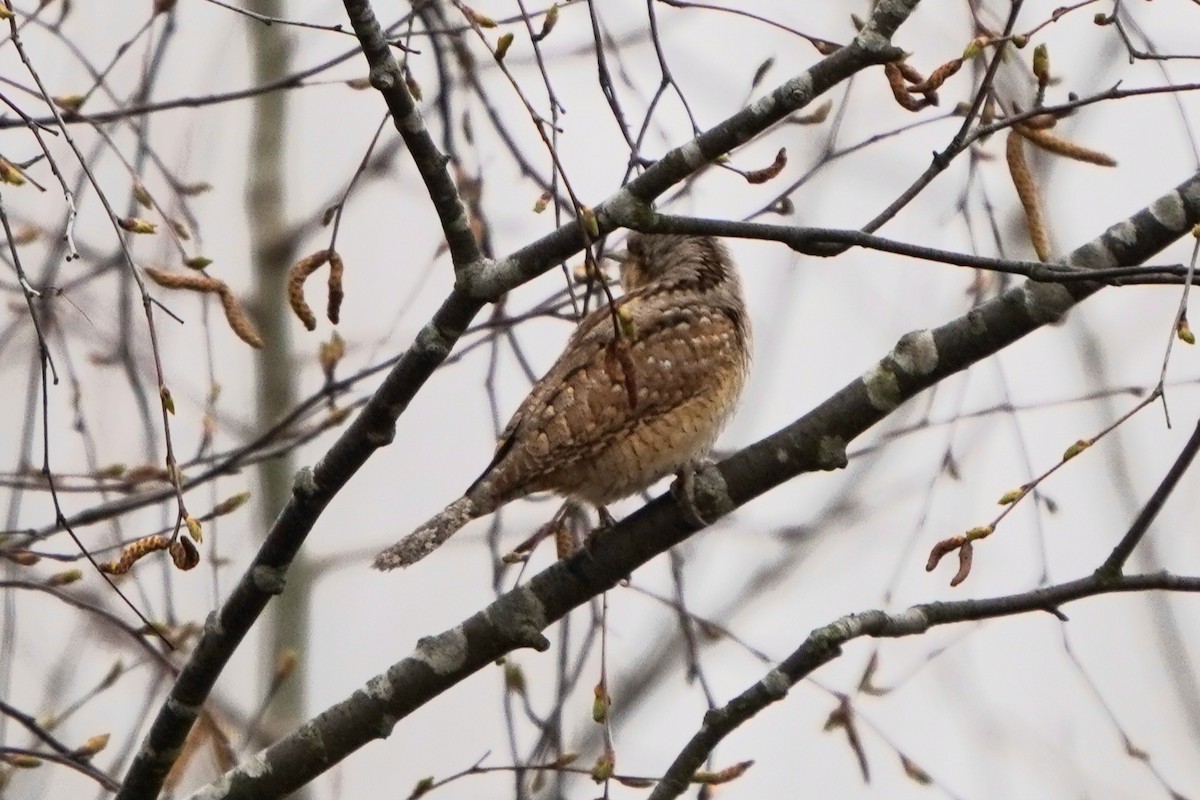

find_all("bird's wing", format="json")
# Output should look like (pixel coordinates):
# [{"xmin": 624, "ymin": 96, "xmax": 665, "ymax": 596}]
[
  {"xmin": 466, "ymin": 292, "xmax": 743, "ymax": 502},
  {"xmin": 465, "ymin": 298, "xmax": 623, "ymax": 497}
]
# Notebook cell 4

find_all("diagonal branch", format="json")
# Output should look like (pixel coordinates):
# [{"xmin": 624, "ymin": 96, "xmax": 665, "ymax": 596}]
[
  {"xmin": 1096, "ymin": 415, "xmax": 1200, "ymax": 577},
  {"xmin": 342, "ymin": 0, "xmax": 482, "ymax": 271},
  {"xmin": 180, "ymin": 170, "xmax": 1200, "ymax": 800},
  {"xmin": 113, "ymin": 3, "xmax": 922, "ymax": 798}
]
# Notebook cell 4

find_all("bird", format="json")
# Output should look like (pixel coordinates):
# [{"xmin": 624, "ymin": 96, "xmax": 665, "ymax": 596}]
[{"xmin": 374, "ymin": 232, "xmax": 751, "ymax": 570}]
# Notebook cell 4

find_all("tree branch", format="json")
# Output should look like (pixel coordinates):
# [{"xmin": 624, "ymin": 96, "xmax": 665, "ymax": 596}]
[
  {"xmin": 342, "ymin": 0, "xmax": 482, "ymax": 271},
  {"xmin": 621, "ymin": 213, "xmax": 1199, "ymax": 285},
  {"xmin": 646, "ymin": 571, "xmax": 1200, "ymax": 800},
  {"xmin": 1096, "ymin": 415, "xmax": 1200, "ymax": 577},
  {"xmin": 181, "ymin": 168, "xmax": 1200, "ymax": 799},
  {"xmin": 114, "ymin": 3, "xmax": 922, "ymax": 797}
]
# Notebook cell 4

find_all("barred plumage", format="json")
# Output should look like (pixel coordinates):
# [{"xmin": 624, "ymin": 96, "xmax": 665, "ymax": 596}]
[{"xmin": 374, "ymin": 233, "xmax": 751, "ymax": 570}]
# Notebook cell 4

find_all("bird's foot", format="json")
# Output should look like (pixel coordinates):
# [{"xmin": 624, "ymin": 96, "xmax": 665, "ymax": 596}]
[
  {"xmin": 557, "ymin": 502, "xmax": 596, "ymax": 560},
  {"xmin": 581, "ymin": 505, "xmax": 617, "ymax": 550},
  {"xmin": 596, "ymin": 505, "xmax": 618, "ymax": 529},
  {"xmin": 672, "ymin": 458, "xmax": 716, "ymax": 527}
]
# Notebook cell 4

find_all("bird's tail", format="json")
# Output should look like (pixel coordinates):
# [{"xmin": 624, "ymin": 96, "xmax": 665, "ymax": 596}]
[{"xmin": 373, "ymin": 496, "xmax": 479, "ymax": 570}]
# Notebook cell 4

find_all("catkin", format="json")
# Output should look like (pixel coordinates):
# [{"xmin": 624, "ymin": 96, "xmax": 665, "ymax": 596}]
[
  {"xmin": 1005, "ymin": 129, "xmax": 1052, "ymax": 262},
  {"xmin": 144, "ymin": 267, "xmax": 264, "ymax": 348}
]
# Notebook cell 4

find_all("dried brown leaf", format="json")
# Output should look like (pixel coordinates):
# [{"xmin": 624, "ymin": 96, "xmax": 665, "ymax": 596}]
[
  {"xmin": 884, "ymin": 63, "xmax": 927, "ymax": 112},
  {"xmin": 744, "ymin": 147, "xmax": 788, "ymax": 184}
]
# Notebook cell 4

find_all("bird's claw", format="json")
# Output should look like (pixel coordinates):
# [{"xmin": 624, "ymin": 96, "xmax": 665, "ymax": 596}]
[
  {"xmin": 596, "ymin": 506, "xmax": 618, "ymax": 529},
  {"xmin": 672, "ymin": 459, "xmax": 714, "ymax": 527}
]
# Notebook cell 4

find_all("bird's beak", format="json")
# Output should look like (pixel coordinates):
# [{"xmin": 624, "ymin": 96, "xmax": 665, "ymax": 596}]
[{"xmin": 604, "ymin": 249, "xmax": 630, "ymax": 263}]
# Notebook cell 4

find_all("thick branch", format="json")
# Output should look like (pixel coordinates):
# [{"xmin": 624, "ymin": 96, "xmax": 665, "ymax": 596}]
[
  {"xmin": 342, "ymin": 0, "xmax": 482, "ymax": 271},
  {"xmin": 114, "ymin": 4, "xmax": 921, "ymax": 798},
  {"xmin": 183, "ymin": 171, "xmax": 1200, "ymax": 799},
  {"xmin": 453, "ymin": 2, "xmax": 910, "ymax": 300}
]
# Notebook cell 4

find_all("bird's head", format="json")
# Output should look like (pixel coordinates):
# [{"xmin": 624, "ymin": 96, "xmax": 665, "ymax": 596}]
[{"xmin": 610, "ymin": 232, "xmax": 739, "ymax": 297}]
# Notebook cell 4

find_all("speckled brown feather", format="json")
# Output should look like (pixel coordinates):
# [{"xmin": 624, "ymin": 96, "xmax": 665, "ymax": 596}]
[{"xmin": 374, "ymin": 233, "xmax": 751, "ymax": 570}]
